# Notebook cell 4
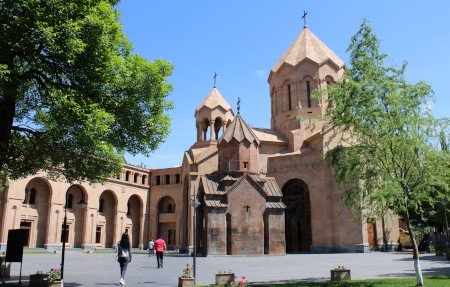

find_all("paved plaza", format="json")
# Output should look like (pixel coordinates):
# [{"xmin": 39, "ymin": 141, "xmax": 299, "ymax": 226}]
[{"xmin": 3, "ymin": 249, "xmax": 450, "ymax": 286}]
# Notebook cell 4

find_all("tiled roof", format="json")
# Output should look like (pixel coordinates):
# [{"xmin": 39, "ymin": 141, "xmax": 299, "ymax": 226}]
[
  {"xmin": 201, "ymin": 174, "xmax": 224, "ymax": 195},
  {"xmin": 201, "ymin": 174, "xmax": 283, "ymax": 198},
  {"xmin": 249, "ymin": 176, "xmax": 283, "ymax": 197},
  {"xmin": 266, "ymin": 202, "xmax": 286, "ymax": 209},
  {"xmin": 218, "ymin": 114, "xmax": 260, "ymax": 145},
  {"xmin": 271, "ymin": 26, "xmax": 345, "ymax": 73},
  {"xmin": 205, "ymin": 200, "xmax": 227, "ymax": 208}
]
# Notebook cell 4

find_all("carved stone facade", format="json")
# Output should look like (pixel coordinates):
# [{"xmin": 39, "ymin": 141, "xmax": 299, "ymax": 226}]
[{"xmin": 0, "ymin": 25, "xmax": 400, "ymax": 254}]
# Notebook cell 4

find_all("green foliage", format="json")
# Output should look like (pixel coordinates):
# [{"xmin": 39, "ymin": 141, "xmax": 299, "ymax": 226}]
[
  {"xmin": 314, "ymin": 19, "xmax": 450, "ymax": 286},
  {"xmin": 318, "ymin": 18, "xmax": 450, "ymax": 229},
  {"xmin": 0, "ymin": 0, "xmax": 174, "ymax": 184},
  {"xmin": 203, "ymin": 276, "xmax": 450, "ymax": 287}
]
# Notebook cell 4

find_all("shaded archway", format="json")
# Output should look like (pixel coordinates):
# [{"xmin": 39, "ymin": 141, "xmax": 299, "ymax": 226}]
[
  {"xmin": 127, "ymin": 195, "xmax": 142, "ymax": 248},
  {"xmin": 23, "ymin": 178, "xmax": 51, "ymax": 247},
  {"xmin": 97, "ymin": 190, "xmax": 117, "ymax": 248},
  {"xmin": 282, "ymin": 179, "xmax": 312, "ymax": 252},
  {"xmin": 65, "ymin": 185, "xmax": 87, "ymax": 248},
  {"xmin": 157, "ymin": 196, "xmax": 177, "ymax": 249}
]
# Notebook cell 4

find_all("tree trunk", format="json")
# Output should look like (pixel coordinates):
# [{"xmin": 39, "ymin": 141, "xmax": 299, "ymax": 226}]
[
  {"xmin": 405, "ymin": 203, "xmax": 424, "ymax": 286},
  {"xmin": 0, "ymin": 55, "xmax": 17, "ymax": 170}
]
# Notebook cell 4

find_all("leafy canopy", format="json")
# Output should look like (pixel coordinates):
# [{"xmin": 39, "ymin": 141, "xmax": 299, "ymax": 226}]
[
  {"xmin": 0, "ymin": 0, "xmax": 174, "ymax": 185},
  {"xmin": 319, "ymin": 19, "xmax": 450, "ymax": 222},
  {"xmin": 315, "ymin": 19, "xmax": 450, "ymax": 285}
]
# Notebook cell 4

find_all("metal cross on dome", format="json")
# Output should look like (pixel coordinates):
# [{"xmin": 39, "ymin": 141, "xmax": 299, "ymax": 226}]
[
  {"xmin": 302, "ymin": 10, "xmax": 308, "ymax": 26},
  {"xmin": 237, "ymin": 97, "xmax": 241, "ymax": 114}
]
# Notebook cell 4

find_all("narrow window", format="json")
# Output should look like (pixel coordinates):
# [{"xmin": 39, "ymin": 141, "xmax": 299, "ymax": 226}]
[
  {"xmin": 95, "ymin": 226, "xmax": 102, "ymax": 244},
  {"xmin": 125, "ymin": 171, "xmax": 131, "ymax": 181},
  {"xmin": 288, "ymin": 85, "xmax": 292, "ymax": 110},
  {"xmin": 142, "ymin": 175, "xmax": 147, "ymax": 185},
  {"xmin": 98, "ymin": 198, "xmax": 104, "ymax": 213},
  {"xmin": 307, "ymin": 81, "xmax": 311, "ymax": 108},
  {"xmin": 175, "ymin": 174, "xmax": 180, "ymax": 184},
  {"xmin": 134, "ymin": 173, "xmax": 138, "ymax": 183},
  {"xmin": 165, "ymin": 175, "xmax": 170, "ymax": 184},
  {"xmin": 155, "ymin": 176, "xmax": 160, "ymax": 185},
  {"xmin": 29, "ymin": 188, "xmax": 37, "ymax": 205}
]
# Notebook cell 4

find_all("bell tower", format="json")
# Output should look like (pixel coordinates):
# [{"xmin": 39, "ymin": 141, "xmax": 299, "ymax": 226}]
[
  {"xmin": 267, "ymin": 24, "xmax": 345, "ymax": 151},
  {"xmin": 194, "ymin": 85, "xmax": 234, "ymax": 142}
]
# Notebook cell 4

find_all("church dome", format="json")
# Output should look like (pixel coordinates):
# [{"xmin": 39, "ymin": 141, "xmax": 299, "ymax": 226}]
[{"xmin": 270, "ymin": 25, "xmax": 345, "ymax": 74}]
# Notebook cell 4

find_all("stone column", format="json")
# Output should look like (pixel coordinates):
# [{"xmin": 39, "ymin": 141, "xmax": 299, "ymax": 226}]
[{"xmin": 210, "ymin": 121, "xmax": 214, "ymax": 140}]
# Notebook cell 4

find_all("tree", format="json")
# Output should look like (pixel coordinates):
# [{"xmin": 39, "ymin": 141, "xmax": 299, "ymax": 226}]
[
  {"xmin": 316, "ymin": 20, "xmax": 450, "ymax": 286},
  {"xmin": 0, "ymin": 0, "xmax": 174, "ymax": 187}
]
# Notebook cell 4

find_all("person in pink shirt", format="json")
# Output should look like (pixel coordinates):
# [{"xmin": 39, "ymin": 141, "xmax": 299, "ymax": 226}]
[{"xmin": 153, "ymin": 235, "xmax": 166, "ymax": 268}]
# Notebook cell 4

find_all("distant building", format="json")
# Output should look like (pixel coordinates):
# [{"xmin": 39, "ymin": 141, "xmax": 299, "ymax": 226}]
[{"xmin": 0, "ymin": 25, "xmax": 400, "ymax": 254}]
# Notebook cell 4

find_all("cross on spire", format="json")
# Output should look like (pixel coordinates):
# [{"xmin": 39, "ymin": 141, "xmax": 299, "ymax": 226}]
[
  {"xmin": 302, "ymin": 10, "xmax": 308, "ymax": 26},
  {"xmin": 237, "ymin": 97, "xmax": 241, "ymax": 114},
  {"xmin": 213, "ymin": 72, "xmax": 217, "ymax": 87}
]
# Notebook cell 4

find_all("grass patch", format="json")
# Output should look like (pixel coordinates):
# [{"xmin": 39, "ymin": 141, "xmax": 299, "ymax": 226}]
[{"xmin": 202, "ymin": 276, "xmax": 450, "ymax": 287}]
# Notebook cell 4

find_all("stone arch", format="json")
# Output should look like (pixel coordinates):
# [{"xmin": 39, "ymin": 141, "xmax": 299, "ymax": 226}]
[
  {"xmin": 23, "ymin": 177, "xmax": 51, "ymax": 248},
  {"xmin": 202, "ymin": 117, "xmax": 211, "ymax": 140},
  {"xmin": 127, "ymin": 194, "xmax": 143, "ymax": 248},
  {"xmin": 324, "ymin": 75, "xmax": 336, "ymax": 85},
  {"xmin": 157, "ymin": 196, "xmax": 177, "ymax": 249},
  {"xmin": 98, "ymin": 190, "xmax": 117, "ymax": 248},
  {"xmin": 302, "ymin": 75, "xmax": 318, "ymax": 108},
  {"xmin": 282, "ymin": 178, "xmax": 312, "ymax": 253},
  {"xmin": 214, "ymin": 116, "xmax": 224, "ymax": 140},
  {"xmin": 65, "ymin": 185, "xmax": 88, "ymax": 248}
]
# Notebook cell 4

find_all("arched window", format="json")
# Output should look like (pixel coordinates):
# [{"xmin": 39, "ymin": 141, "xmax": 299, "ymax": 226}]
[
  {"xmin": 98, "ymin": 198, "xmax": 104, "ymax": 213},
  {"xmin": 29, "ymin": 188, "xmax": 37, "ymax": 205},
  {"xmin": 288, "ymin": 84, "xmax": 292, "ymax": 110}
]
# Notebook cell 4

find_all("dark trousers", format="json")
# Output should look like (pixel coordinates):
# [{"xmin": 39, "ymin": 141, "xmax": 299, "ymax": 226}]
[
  {"xmin": 156, "ymin": 251, "xmax": 164, "ymax": 267},
  {"xmin": 118, "ymin": 256, "xmax": 130, "ymax": 279}
]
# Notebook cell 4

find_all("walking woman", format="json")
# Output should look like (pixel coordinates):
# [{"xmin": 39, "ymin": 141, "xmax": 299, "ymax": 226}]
[{"xmin": 116, "ymin": 233, "xmax": 132, "ymax": 285}]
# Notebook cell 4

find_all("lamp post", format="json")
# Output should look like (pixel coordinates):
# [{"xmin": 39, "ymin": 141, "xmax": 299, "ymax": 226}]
[
  {"xmin": 189, "ymin": 185, "xmax": 200, "ymax": 284},
  {"xmin": 60, "ymin": 186, "xmax": 87, "ymax": 283},
  {"xmin": 441, "ymin": 199, "xmax": 449, "ymax": 240}
]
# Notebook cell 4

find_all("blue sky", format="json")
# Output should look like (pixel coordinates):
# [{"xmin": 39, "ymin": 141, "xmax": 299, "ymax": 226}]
[{"xmin": 117, "ymin": 1, "xmax": 450, "ymax": 168}]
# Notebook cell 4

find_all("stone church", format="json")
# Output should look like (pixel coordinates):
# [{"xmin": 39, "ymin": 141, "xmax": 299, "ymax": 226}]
[{"xmin": 0, "ymin": 24, "xmax": 400, "ymax": 254}]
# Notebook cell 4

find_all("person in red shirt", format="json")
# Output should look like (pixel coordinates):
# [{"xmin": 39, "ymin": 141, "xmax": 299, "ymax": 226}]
[{"xmin": 153, "ymin": 236, "xmax": 166, "ymax": 268}]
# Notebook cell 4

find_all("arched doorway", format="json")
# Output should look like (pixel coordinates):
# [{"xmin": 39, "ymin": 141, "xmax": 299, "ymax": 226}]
[
  {"xmin": 157, "ymin": 196, "xmax": 177, "ymax": 249},
  {"xmin": 282, "ymin": 179, "xmax": 312, "ymax": 252}
]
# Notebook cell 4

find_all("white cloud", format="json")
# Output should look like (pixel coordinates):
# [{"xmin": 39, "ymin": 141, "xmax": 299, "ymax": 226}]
[{"xmin": 255, "ymin": 69, "xmax": 266, "ymax": 78}]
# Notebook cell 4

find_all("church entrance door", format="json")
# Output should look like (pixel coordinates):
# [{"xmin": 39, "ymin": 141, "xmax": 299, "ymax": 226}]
[{"xmin": 282, "ymin": 179, "xmax": 312, "ymax": 253}]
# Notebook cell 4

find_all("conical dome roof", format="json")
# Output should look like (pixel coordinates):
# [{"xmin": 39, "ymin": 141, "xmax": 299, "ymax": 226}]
[
  {"xmin": 271, "ymin": 26, "xmax": 344, "ymax": 73},
  {"xmin": 195, "ymin": 86, "xmax": 233, "ymax": 117},
  {"xmin": 218, "ymin": 114, "xmax": 260, "ymax": 145}
]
